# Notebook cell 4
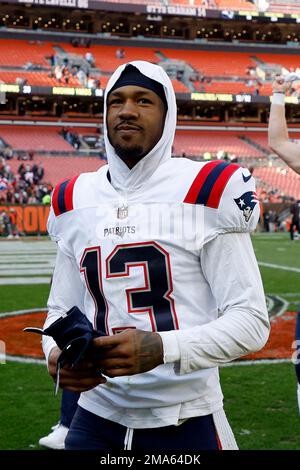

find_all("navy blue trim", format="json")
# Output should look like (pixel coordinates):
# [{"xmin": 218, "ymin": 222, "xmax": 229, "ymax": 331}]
[
  {"xmin": 57, "ymin": 179, "xmax": 69, "ymax": 215},
  {"xmin": 195, "ymin": 161, "xmax": 229, "ymax": 206},
  {"xmin": 295, "ymin": 310, "xmax": 300, "ymax": 383}
]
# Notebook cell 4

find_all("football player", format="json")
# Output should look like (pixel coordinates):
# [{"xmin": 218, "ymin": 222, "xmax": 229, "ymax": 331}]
[{"xmin": 43, "ymin": 61, "xmax": 269, "ymax": 451}]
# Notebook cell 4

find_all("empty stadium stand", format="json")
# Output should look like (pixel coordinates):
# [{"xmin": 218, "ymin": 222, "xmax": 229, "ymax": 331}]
[
  {"xmin": 0, "ymin": 40, "xmax": 54, "ymax": 68},
  {"xmin": 214, "ymin": 0, "xmax": 256, "ymax": 10},
  {"xmin": 0, "ymin": 126, "xmax": 74, "ymax": 152},
  {"xmin": 254, "ymin": 166, "xmax": 300, "ymax": 200},
  {"xmin": 2, "ymin": 39, "xmax": 300, "ymax": 98},
  {"xmin": 0, "ymin": 71, "xmax": 81, "ymax": 88},
  {"xmin": 60, "ymin": 44, "xmax": 159, "ymax": 73},
  {"xmin": 0, "ymin": 124, "xmax": 273, "ymax": 159},
  {"xmin": 6, "ymin": 155, "xmax": 105, "ymax": 187},
  {"xmin": 173, "ymin": 130, "xmax": 264, "ymax": 157}
]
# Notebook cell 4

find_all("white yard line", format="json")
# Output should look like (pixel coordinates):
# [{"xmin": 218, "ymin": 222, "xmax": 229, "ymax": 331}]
[
  {"xmin": 258, "ymin": 262, "xmax": 300, "ymax": 274},
  {"xmin": 4, "ymin": 355, "xmax": 46, "ymax": 365},
  {"xmin": 0, "ymin": 268, "xmax": 54, "ymax": 275},
  {"xmin": 0, "ymin": 308, "xmax": 47, "ymax": 318},
  {"xmin": 222, "ymin": 358, "xmax": 291, "ymax": 367},
  {"xmin": 0, "ymin": 277, "xmax": 51, "ymax": 285},
  {"xmin": 2, "ymin": 356, "xmax": 291, "ymax": 367}
]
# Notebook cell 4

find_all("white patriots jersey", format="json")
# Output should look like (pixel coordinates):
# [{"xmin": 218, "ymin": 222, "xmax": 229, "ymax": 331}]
[{"xmin": 46, "ymin": 158, "xmax": 260, "ymax": 427}]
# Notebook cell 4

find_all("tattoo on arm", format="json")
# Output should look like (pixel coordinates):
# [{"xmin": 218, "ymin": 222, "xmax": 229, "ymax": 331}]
[{"xmin": 136, "ymin": 332, "xmax": 163, "ymax": 373}]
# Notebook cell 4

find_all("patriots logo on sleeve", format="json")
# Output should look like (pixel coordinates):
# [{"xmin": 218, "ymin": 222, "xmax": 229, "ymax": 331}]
[{"xmin": 234, "ymin": 191, "xmax": 259, "ymax": 222}]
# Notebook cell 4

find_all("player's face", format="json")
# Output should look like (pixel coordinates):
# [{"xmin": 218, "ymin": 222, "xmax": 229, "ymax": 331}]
[{"xmin": 107, "ymin": 85, "xmax": 166, "ymax": 168}]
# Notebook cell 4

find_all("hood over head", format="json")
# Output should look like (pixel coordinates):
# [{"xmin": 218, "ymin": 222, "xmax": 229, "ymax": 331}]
[{"xmin": 104, "ymin": 60, "xmax": 177, "ymax": 194}]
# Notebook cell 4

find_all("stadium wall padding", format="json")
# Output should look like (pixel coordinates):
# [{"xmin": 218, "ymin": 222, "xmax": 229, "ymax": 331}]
[{"xmin": 0, "ymin": 205, "xmax": 50, "ymax": 235}]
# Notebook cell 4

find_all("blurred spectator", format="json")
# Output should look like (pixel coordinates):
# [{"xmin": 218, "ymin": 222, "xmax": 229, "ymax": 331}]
[
  {"xmin": 8, "ymin": 208, "xmax": 20, "ymax": 238},
  {"xmin": 268, "ymin": 210, "xmax": 276, "ymax": 232},
  {"xmin": 0, "ymin": 210, "xmax": 12, "ymax": 237},
  {"xmin": 77, "ymin": 69, "xmax": 87, "ymax": 87},
  {"xmin": 85, "ymin": 51, "xmax": 95, "ymax": 67},
  {"xmin": 71, "ymin": 38, "xmax": 79, "ymax": 48},
  {"xmin": 42, "ymin": 193, "xmax": 51, "ymax": 205},
  {"xmin": 15, "ymin": 77, "xmax": 28, "ymax": 86},
  {"xmin": 0, "ymin": 156, "xmax": 52, "ymax": 206},
  {"xmin": 290, "ymin": 199, "xmax": 300, "ymax": 240},
  {"xmin": 2, "ymin": 147, "xmax": 13, "ymax": 160},
  {"xmin": 263, "ymin": 211, "xmax": 270, "ymax": 232},
  {"xmin": 61, "ymin": 129, "xmax": 81, "ymax": 149},
  {"xmin": 116, "ymin": 48, "xmax": 125, "ymax": 59},
  {"xmin": 49, "ymin": 54, "xmax": 56, "ymax": 67},
  {"xmin": 54, "ymin": 65, "xmax": 63, "ymax": 83},
  {"xmin": 36, "ymin": 164, "xmax": 44, "ymax": 182}
]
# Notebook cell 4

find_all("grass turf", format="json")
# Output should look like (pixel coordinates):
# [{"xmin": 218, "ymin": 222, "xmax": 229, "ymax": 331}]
[
  {"xmin": 1, "ymin": 232, "xmax": 300, "ymax": 450},
  {"xmin": 0, "ymin": 284, "xmax": 50, "ymax": 313},
  {"xmin": 0, "ymin": 362, "xmax": 61, "ymax": 450},
  {"xmin": 0, "ymin": 361, "xmax": 299, "ymax": 450}
]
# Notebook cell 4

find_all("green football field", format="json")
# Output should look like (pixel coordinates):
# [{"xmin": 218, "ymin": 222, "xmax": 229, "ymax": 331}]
[{"xmin": 0, "ymin": 232, "xmax": 300, "ymax": 450}]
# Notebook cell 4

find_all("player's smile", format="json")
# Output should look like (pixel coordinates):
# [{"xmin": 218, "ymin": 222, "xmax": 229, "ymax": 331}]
[
  {"xmin": 115, "ymin": 124, "xmax": 142, "ymax": 131},
  {"xmin": 115, "ymin": 124, "xmax": 143, "ymax": 137}
]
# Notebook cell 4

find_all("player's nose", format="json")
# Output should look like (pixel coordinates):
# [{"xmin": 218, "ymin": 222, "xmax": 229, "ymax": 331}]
[{"xmin": 118, "ymin": 99, "xmax": 139, "ymax": 119}]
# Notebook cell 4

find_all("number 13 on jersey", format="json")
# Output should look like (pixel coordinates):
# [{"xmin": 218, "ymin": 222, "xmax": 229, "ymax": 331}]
[{"xmin": 80, "ymin": 241, "xmax": 179, "ymax": 334}]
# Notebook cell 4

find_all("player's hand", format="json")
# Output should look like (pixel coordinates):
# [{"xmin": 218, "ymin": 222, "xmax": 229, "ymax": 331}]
[
  {"xmin": 92, "ymin": 329, "xmax": 164, "ymax": 378},
  {"xmin": 272, "ymin": 75, "xmax": 292, "ymax": 94},
  {"xmin": 47, "ymin": 346, "xmax": 107, "ymax": 392}
]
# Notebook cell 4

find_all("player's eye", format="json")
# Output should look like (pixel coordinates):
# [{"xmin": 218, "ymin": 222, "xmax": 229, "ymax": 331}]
[
  {"xmin": 138, "ymin": 98, "xmax": 152, "ymax": 104},
  {"xmin": 108, "ymin": 98, "xmax": 122, "ymax": 105}
]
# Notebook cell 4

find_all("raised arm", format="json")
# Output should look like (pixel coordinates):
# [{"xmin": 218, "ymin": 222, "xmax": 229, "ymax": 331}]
[{"xmin": 268, "ymin": 75, "xmax": 300, "ymax": 174}]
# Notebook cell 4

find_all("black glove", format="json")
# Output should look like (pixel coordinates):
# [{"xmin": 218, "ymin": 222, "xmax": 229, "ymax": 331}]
[{"xmin": 24, "ymin": 306, "xmax": 106, "ymax": 394}]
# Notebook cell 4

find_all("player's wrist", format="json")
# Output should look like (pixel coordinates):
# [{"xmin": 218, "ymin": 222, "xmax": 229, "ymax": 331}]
[
  {"xmin": 158, "ymin": 330, "xmax": 180, "ymax": 364},
  {"xmin": 272, "ymin": 92, "xmax": 285, "ymax": 105}
]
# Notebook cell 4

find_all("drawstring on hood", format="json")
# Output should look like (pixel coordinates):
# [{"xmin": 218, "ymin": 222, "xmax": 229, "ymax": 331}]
[{"xmin": 104, "ymin": 60, "xmax": 177, "ymax": 195}]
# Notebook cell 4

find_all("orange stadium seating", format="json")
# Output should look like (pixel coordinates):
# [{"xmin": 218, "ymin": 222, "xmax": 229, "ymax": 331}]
[
  {"xmin": 171, "ymin": 79, "xmax": 191, "ymax": 93},
  {"xmin": 0, "ymin": 124, "xmax": 272, "ymax": 159},
  {"xmin": 7, "ymin": 155, "xmax": 105, "ymax": 186},
  {"xmin": 173, "ymin": 130, "xmax": 264, "ymax": 157},
  {"xmin": 0, "ymin": 71, "xmax": 81, "ymax": 88},
  {"xmin": 242, "ymin": 131, "xmax": 300, "ymax": 152},
  {"xmin": 255, "ymin": 53, "xmax": 300, "ymax": 71},
  {"xmin": 160, "ymin": 49, "xmax": 255, "ymax": 78},
  {"xmin": 0, "ymin": 40, "xmax": 54, "ymax": 67},
  {"xmin": 3, "ymin": 39, "xmax": 300, "ymax": 97},
  {"xmin": 95, "ymin": 0, "xmax": 162, "ymax": 3},
  {"xmin": 60, "ymin": 44, "xmax": 159, "ymax": 73},
  {"xmin": 90, "ymin": 0, "xmax": 256, "ymax": 9},
  {"xmin": 214, "ymin": 0, "xmax": 256, "ymax": 9},
  {"xmin": 254, "ymin": 166, "xmax": 300, "ymax": 200},
  {"xmin": 0, "ymin": 126, "xmax": 74, "ymax": 151},
  {"xmin": 199, "ymin": 81, "xmax": 256, "ymax": 94},
  {"xmin": 268, "ymin": 2, "xmax": 300, "ymax": 13}
]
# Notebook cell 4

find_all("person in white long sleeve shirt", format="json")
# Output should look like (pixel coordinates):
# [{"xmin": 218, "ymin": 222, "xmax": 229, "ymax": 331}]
[
  {"xmin": 268, "ymin": 74, "xmax": 300, "ymax": 174},
  {"xmin": 268, "ymin": 74, "xmax": 300, "ymax": 414},
  {"xmin": 43, "ymin": 61, "xmax": 270, "ymax": 451}
]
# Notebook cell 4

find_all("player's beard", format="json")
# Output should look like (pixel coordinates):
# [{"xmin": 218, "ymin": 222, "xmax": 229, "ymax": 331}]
[{"xmin": 114, "ymin": 143, "xmax": 145, "ymax": 162}]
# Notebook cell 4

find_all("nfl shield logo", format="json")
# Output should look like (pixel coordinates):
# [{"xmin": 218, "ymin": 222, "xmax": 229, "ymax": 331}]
[{"xmin": 117, "ymin": 205, "xmax": 128, "ymax": 219}]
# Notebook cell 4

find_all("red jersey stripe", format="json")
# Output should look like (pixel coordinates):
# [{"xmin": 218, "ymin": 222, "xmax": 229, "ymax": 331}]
[
  {"xmin": 184, "ymin": 160, "xmax": 222, "ymax": 204},
  {"xmin": 52, "ymin": 182, "xmax": 61, "ymax": 216},
  {"xmin": 206, "ymin": 163, "xmax": 239, "ymax": 209}
]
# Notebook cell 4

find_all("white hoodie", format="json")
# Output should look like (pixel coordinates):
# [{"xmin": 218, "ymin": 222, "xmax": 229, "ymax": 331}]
[{"xmin": 103, "ymin": 60, "xmax": 176, "ymax": 195}]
